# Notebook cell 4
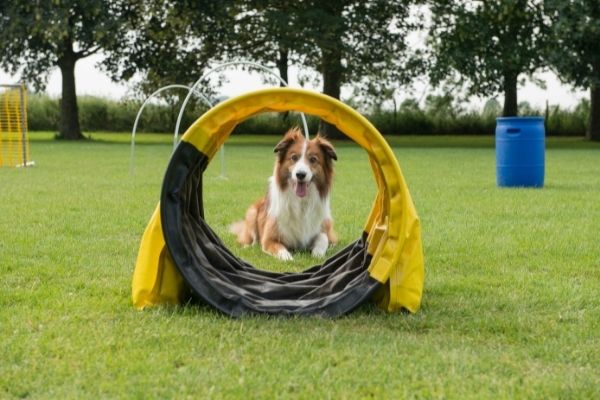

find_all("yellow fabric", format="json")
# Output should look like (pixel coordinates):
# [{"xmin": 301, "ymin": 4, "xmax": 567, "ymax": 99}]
[
  {"xmin": 132, "ymin": 87, "xmax": 424, "ymax": 313},
  {"xmin": 131, "ymin": 204, "xmax": 188, "ymax": 309}
]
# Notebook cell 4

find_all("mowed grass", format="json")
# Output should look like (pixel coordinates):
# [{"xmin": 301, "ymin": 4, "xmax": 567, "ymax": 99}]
[{"xmin": 1, "ymin": 132, "xmax": 600, "ymax": 399}]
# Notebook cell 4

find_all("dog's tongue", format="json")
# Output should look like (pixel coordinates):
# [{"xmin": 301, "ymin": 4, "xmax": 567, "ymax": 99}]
[{"xmin": 296, "ymin": 182, "xmax": 308, "ymax": 197}]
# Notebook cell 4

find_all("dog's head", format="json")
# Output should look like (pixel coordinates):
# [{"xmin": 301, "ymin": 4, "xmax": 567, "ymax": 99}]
[{"xmin": 273, "ymin": 127, "xmax": 337, "ymax": 199}]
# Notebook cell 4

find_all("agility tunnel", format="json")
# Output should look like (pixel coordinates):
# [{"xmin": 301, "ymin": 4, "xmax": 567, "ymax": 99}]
[{"xmin": 132, "ymin": 88, "xmax": 424, "ymax": 317}]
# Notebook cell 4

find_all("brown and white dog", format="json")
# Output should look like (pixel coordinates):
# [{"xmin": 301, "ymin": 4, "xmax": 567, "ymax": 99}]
[{"xmin": 230, "ymin": 127, "xmax": 338, "ymax": 261}]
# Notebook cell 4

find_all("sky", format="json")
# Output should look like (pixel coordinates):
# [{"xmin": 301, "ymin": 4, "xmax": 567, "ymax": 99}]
[{"xmin": 0, "ymin": 53, "xmax": 589, "ymax": 111}]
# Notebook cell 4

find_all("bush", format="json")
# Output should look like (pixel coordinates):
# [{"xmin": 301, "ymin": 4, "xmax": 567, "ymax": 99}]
[
  {"xmin": 369, "ymin": 95, "xmax": 497, "ymax": 135},
  {"xmin": 27, "ymin": 94, "xmax": 59, "ymax": 131},
  {"xmin": 79, "ymin": 96, "xmax": 109, "ymax": 131},
  {"xmin": 545, "ymin": 100, "xmax": 588, "ymax": 136},
  {"xmin": 25, "ymin": 93, "xmax": 591, "ymax": 136},
  {"xmin": 369, "ymin": 96, "xmax": 589, "ymax": 136},
  {"xmin": 232, "ymin": 113, "xmax": 320, "ymax": 136},
  {"xmin": 27, "ymin": 94, "xmax": 208, "ymax": 134}
]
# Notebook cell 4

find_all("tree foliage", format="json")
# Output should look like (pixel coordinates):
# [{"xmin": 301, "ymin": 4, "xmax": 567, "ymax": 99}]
[
  {"xmin": 117, "ymin": 1, "xmax": 422, "ymax": 137},
  {"xmin": 0, "ymin": 0, "xmax": 140, "ymax": 139},
  {"xmin": 305, "ymin": 1, "xmax": 422, "ymax": 97},
  {"xmin": 545, "ymin": 0, "xmax": 600, "ymax": 88},
  {"xmin": 103, "ymin": 0, "xmax": 234, "ymax": 96},
  {"xmin": 199, "ymin": 1, "xmax": 423, "ymax": 101},
  {"xmin": 544, "ymin": 0, "xmax": 600, "ymax": 140},
  {"xmin": 224, "ymin": 0, "xmax": 308, "ymax": 85},
  {"xmin": 428, "ymin": 0, "xmax": 548, "ymax": 116}
]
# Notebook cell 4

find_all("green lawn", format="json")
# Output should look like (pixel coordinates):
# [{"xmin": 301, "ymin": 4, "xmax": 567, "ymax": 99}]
[{"xmin": 1, "ymin": 132, "xmax": 599, "ymax": 399}]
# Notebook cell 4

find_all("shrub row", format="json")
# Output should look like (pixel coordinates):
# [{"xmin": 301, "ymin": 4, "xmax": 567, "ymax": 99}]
[
  {"xmin": 27, "ymin": 94, "xmax": 207, "ymax": 134},
  {"xmin": 27, "ymin": 94, "xmax": 590, "ymax": 136}
]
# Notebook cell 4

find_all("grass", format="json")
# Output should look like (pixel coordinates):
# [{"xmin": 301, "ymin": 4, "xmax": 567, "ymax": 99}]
[{"xmin": 1, "ymin": 132, "xmax": 599, "ymax": 399}]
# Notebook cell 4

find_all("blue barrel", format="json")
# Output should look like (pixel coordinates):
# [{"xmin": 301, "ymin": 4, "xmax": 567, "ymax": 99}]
[{"xmin": 495, "ymin": 116, "xmax": 545, "ymax": 188}]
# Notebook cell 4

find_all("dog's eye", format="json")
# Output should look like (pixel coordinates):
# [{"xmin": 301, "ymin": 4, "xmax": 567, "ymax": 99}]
[
  {"xmin": 290, "ymin": 154, "xmax": 299, "ymax": 162},
  {"xmin": 309, "ymin": 156, "xmax": 318, "ymax": 164}
]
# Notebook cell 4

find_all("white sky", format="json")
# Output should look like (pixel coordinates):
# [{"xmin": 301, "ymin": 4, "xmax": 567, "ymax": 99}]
[{"xmin": 0, "ymin": 53, "xmax": 588, "ymax": 110}]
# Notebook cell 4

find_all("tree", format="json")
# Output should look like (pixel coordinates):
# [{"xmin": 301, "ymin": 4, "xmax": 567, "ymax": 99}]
[
  {"xmin": 207, "ymin": 1, "xmax": 422, "ymax": 137},
  {"xmin": 226, "ymin": 0, "xmax": 306, "ymax": 86},
  {"xmin": 483, "ymin": 98, "xmax": 502, "ymax": 117},
  {"xmin": 427, "ymin": 0, "xmax": 548, "ymax": 117},
  {"xmin": 108, "ymin": 1, "xmax": 421, "ymax": 138},
  {"xmin": 227, "ymin": 1, "xmax": 422, "ymax": 98},
  {"xmin": 545, "ymin": 0, "xmax": 600, "ymax": 141},
  {"xmin": 424, "ymin": 93, "xmax": 463, "ymax": 119},
  {"xmin": 103, "ymin": 0, "xmax": 232, "ymax": 97},
  {"xmin": 298, "ymin": 1, "xmax": 422, "ymax": 136},
  {"xmin": 0, "ymin": 0, "xmax": 140, "ymax": 140}
]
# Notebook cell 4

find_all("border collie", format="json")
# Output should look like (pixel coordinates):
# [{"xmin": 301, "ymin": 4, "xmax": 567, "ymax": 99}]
[{"xmin": 230, "ymin": 127, "xmax": 338, "ymax": 261}]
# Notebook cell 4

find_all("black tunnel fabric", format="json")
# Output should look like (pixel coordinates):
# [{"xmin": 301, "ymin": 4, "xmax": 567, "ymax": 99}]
[{"xmin": 160, "ymin": 141, "xmax": 382, "ymax": 317}]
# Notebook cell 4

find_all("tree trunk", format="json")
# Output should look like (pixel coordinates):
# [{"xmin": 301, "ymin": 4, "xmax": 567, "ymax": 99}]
[
  {"xmin": 392, "ymin": 97, "xmax": 398, "ymax": 132},
  {"xmin": 502, "ymin": 72, "xmax": 518, "ymax": 117},
  {"xmin": 57, "ymin": 54, "xmax": 83, "ymax": 140},
  {"xmin": 277, "ymin": 47, "xmax": 291, "ymax": 123},
  {"xmin": 319, "ymin": 47, "xmax": 343, "ymax": 138},
  {"xmin": 588, "ymin": 85, "xmax": 600, "ymax": 141},
  {"xmin": 276, "ymin": 47, "xmax": 289, "ymax": 87}
]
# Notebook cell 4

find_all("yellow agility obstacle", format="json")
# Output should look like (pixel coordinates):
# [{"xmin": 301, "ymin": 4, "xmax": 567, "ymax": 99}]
[
  {"xmin": 0, "ymin": 83, "xmax": 30, "ymax": 168},
  {"xmin": 132, "ymin": 88, "xmax": 424, "ymax": 317}
]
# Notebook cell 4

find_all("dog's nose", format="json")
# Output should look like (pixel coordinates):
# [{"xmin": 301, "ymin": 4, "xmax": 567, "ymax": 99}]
[{"xmin": 296, "ymin": 171, "xmax": 307, "ymax": 181}]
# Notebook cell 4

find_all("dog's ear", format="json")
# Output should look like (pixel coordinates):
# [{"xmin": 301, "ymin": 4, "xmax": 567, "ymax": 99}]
[
  {"xmin": 316, "ymin": 135, "xmax": 337, "ymax": 161},
  {"xmin": 273, "ymin": 127, "xmax": 302, "ymax": 155},
  {"xmin": 273, "ymin": 137, "xmax": 294, "ymax": 154}
]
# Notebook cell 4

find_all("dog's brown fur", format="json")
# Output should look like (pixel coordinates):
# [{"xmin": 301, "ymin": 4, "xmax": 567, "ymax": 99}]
[{"xmin": 231, "ymin": 128, "xmax": 338, "ymax": 260}]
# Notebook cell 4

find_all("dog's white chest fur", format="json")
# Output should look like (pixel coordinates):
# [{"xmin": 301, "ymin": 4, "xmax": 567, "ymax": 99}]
[{"xmin": 267, "ymin": 177, "xmax": 330, "ymax": 249}]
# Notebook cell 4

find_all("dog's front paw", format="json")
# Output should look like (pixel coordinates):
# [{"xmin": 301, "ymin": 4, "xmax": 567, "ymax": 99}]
[
  {"xmin": 311, "ymin": 233, "xmax": 329, "ymax": 258},
  {"xmin": 276, "ymin": 248, "xmax": 294, "ymax": 261},
  {"xmin": 311, "ymin": 246, "xmax": 327, "ymax": 258}
]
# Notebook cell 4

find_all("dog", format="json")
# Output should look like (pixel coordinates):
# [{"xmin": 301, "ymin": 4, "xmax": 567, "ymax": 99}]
[{"xmin": 230, "ymin": 127, "xmax": 338, "ymax": 261}]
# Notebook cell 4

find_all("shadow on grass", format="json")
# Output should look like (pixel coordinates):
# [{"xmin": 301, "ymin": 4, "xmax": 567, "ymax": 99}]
[
  {"xmin": 543, "ymin": 182, "xmax": 600, "ymax": 191},
  {"xmin": 140, "ymin": 294, "xmax": 431, "ymax": 336}
]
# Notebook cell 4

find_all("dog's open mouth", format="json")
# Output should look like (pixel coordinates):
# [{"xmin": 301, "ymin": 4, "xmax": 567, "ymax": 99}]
[{"xmin": 295, "ymin": 181, "xmax": 309, "ymax": 198}]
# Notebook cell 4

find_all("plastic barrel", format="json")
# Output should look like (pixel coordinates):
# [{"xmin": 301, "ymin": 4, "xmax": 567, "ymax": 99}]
[{"xmin": 495, "ymin": 116, "xmax": 545, "ymax": 188}]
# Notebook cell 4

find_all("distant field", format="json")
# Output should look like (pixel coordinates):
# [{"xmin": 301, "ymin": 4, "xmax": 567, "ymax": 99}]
[{"xmin": 1, "ymin": 132, "xmax": 599, "ymax": 398}]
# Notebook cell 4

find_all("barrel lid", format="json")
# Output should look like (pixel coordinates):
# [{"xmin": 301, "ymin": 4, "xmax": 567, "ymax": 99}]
[{"xmin": 496, "ymin": 116, "xmax": 544, "ymax": 122}]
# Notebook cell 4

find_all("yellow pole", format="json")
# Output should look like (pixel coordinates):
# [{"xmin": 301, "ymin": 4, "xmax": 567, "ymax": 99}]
[
  {"xmin": 3, "ymin": 89, "xmax": 14, "ymax": 166},
  {"xmin": 20, "ymin": 83, "xmax": 28, "ymax": 165},
  {"xmin": 0, "ymin": 90, "xmax": 4, "ymax": 167}
]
